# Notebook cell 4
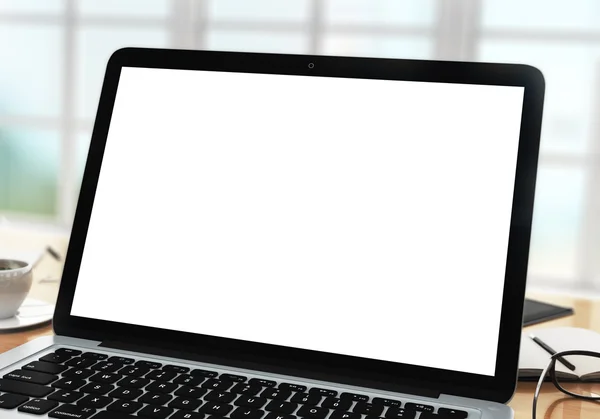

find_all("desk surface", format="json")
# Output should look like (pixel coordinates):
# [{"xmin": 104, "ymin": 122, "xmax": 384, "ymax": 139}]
[{"xmin": 1, "ymin": 234, "xmax": 599, "ymax": 419}]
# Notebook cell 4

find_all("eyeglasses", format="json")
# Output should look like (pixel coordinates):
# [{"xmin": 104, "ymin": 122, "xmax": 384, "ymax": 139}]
[{"xmin": 533, "ymin": 350, "xmax": 600, "ymax": 419}]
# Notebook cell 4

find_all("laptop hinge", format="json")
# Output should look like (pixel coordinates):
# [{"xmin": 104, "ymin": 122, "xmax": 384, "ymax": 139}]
[{"xmin": 100, "ymin": 340, "xmax": 441, "ymax": 399}]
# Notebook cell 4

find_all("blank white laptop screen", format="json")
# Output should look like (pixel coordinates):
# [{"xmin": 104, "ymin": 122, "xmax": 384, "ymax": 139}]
[{"xmin": 71, "ymin": 67, "xmax": 524, "ymax": 377}]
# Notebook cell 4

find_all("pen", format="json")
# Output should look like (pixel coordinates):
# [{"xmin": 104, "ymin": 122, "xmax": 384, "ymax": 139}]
[
  {"xmin": 529, "ymin": 334, "xmax": 576, "ymax": 371},
  {"xmin": 32, "ymin": 246, "xmax": 63, "ymax": 270},
  {"xmin": 46, "ymin": 246, "xmax": 62, "ymax": 261}
]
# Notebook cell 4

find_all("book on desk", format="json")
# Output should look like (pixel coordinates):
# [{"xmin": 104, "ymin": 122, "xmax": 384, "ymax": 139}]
[
  {"xmin": 519, "ymin": 327, "xmax": 600, "ymax": 381},
  {"xmin": 523, "ymin": 298, "xmax": 574, "ymax": 326}
]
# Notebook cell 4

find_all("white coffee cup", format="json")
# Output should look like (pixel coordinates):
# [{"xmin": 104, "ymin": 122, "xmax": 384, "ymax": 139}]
[{"xmin": 0, "ymin": 259, "xmax": 33, "ymax": 319}]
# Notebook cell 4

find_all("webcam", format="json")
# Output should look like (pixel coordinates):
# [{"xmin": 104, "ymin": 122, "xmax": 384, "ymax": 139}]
[{"xmin": 308, "ymin": 62, "xmax": 315, "ymax": 69}]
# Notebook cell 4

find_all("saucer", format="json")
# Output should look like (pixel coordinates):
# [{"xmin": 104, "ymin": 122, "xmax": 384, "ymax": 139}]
[{"xmin": 0, "ymin": 298, "xmax": 54, "ymax": 332}]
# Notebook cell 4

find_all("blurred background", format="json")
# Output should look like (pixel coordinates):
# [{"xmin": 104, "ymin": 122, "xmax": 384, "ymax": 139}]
[{"xmin": 0, "ymin": 0, "xmax": 598, "ymax": 294}]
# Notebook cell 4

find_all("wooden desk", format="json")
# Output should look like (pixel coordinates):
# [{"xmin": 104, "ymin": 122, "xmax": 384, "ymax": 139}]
[{"xmin": 1, "ymin": 264, "xmax": 599, "ymax": 419}]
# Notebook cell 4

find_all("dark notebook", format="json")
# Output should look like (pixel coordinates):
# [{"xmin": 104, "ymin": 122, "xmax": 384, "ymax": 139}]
[{"xmin": 523, "ymin": 298, "xmax": 574, "ymax": 327}]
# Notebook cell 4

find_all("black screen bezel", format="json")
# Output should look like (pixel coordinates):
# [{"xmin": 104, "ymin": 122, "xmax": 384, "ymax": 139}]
[{"xmin": 54, "ymin": 48, "xmax": 544, "ymax": 403}]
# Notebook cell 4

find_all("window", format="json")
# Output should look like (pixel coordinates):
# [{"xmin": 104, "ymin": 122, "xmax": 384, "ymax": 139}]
[
  {"xmin": 478, "ymin": 0, "xmax": 600, "ymax": 289},
  {"xmin": 0, "ymin": 0, "xmax": 598, "ymax": 291}
]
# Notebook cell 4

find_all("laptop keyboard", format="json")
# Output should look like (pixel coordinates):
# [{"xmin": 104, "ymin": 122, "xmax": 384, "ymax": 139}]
[{"xmin": 0, "ymin": 348, "xmax": 471, "ymax": 419}]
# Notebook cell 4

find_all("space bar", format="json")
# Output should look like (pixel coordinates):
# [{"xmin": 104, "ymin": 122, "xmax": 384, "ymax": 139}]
[
  {"xmin": 0, "ymin": 378, "xmax": 53, "ymax": 397},
  {"xmin": 92, "ymin": 412, "xmax": 135, "ymax": 419}
]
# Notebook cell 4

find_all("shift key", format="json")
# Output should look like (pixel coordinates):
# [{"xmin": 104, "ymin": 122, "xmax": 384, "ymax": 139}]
[
  {"xmin": 0, "ymin": 378, "xmax": 54, "ymax": 397},
  {"xmin": 4, "ymin": 369, "xmax": 58, "ymax": 385}
]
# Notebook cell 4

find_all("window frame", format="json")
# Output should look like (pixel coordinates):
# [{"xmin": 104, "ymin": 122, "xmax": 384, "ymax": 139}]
[{"xmin": 0, "ymin": 0, "xmax": 598, "ymax": 289}]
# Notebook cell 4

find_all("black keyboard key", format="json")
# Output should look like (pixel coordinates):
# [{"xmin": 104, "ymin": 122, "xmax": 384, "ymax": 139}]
[
  {"xmin": 0, "ymin": 378, "xmax": 53, "ymax": 397},
  {"xmin": 139, "ymin": 391, "xmax": 173, "ymax": 405},
  {"xmin": 63, "ymin": 368, "xmax": 94, "ymax": 379},
  {"xmin": 17, "ymin": 398, "xmax": 58, "ymax": 414},
  {"xmin": 146, "ymin": 369, "xmax": 177, "ymax": 382},
  {"xmin": 78, "ymin": 394, "xmax": 112, "ymax": 408},
  {"xmin": 191, "ymin": 368, "xmax": 219, "ymax": 378},
  {"xmin": 232, "ymin": 383, "xmax": 262, "ymax": 395},
  {"xmin": 108, "ymin": 356, "xmax": 135, "ymax": 364},
  {"xmin": 199, "ymin": 401, "xmax": 234, "ymax": 416},
  {"xmin": 55, "ymin": 348, "xmax": 82, "ymax": 356},
  {"xmin": 231, "ymin": 407, "xmax": 265, "ymax": 419},
  {"xmin": 65, "ymin": 357, "xmax": 97, "ymax": 369},
  {"xmin": 340, "ymin": 392, "xmax": 369, "ymax": 402},
  {"xmin": 309, "ymin": 387, "xmax": 337, "ymax": 397},
  {"xmin": 90, "ymin": 372, "xmax": 122, "ymax": 384},
  {"xmin": 290, "ymin": 392, "xmax": 321, "ymax": 405},
  {"xmin": 249, "ymin": 378, "xmax": 277, "ymax": 387},
  {"xmin": 93, "ymin": 361, "xmax": 123, "ymax": 373},
  {"xmin": 136, "ymin": 360, "xmax": 162, "ymax": 369},
  {"xmin": 174, "ymin": 374, "xmax": 205, "ymax": 386},
  {"xmin": 297, "ymin": 405, "xmax": 329, "ymax": 419},
  {"xmin": 172, "ymin": 411, "xmax": 204, "ymax": 419},
  {"xmin": 279, "ymin": 383, "xmax": 306, "ymax": 392},
  {"xmin": 0, "ymin": 392, "xmax": 28, "ymax": 408},
  {"xmin": 385, "ymin": 407, "xmax": 416, "ymax": 419},
  {"xmin": 353, "ymin": 402, "xmax": 383, "ymax": 416},
  {"xmin": 330, "ymin": 411, "xmax": 361, "ymax": 419},
  {"xmin": 202, "ymin": 378, "xmax": 234, "ymax": 391},
  {"xmin": 221, "ymin": 373, "xmax": 247, "ymax": 382},
  {"xmin": 48, "ymin": 390, "xmax": 83, "ymax": 403},
  {"xmin": 205, "ymin": 390, "xmax": 236, "ymax": 403},
  {"xmin": 40, "ymin": 353, "xmax": 71, "ymax": 364},
  {"xmin": 108, "ymin": 387, "xmax": 143, "ymax": 400},
  {"xmin": 52, "ymin": 378, "xmax": 86, "ymax": 391},
  {"xmin": 108, "ymin": 399, "xmax": 143, "ymax": 414},
  {"xmin": 373, "ymin": 398, "xmax": 402, "ymax": 407},
  {"xmin": 85, "ymin": 411, "xmax": 132, "ymax": 419},
  {"xmin": 235, "ymin": 395, "xmax": 268, "ymax": 408},
  {"xmin": 138, "ymin": 405, "xmax": 174, "ymax": 419},
  {"xmin": 119, "ymin": 365, "xmax": 150, "ymax": 377},
  {"xmin": 5, "ymin": 369, "xmax": 58, "ymax": 385},
  {"xmin": 437, "ymin": 408, "xmax": 468, "ymax": 418},
  {"xmin": 404, "ymin": 403, "xmax": 433, "ymax": 412},
  {"xmin": 266, "ymin": 413, "xmax": 295, "ymax": 419},
  {"xmin": 23, "ymin": 361, "xmax": 67, "ymax": 375},
  {"xmin": 80, "ymin": 352, "xmax": 108, "ymax": 360},
  {"xmin": 169, "ymin": 396, "xmax": 202, "ymax": 410},
  {"xmin": 118, "ymin": 376, "xmax": 150, "ymax": 388},
  {"xmin": 175, "ymin": 386, "xmax": 208, "ymax": 399},
  {"xmin": 163, "ymin": 364, "xmax": 190, "ymax": 373},
  {"xmin": 265, "ymin": 400, "xmax": 298, "ymax": 414},
  {"xmin": 93, "ymin": 410, "xmax": 138, "ymax": 419},
  {"xmin": 262, "ymin": 388, "xmax": 292, "ymax": 400},
  {"xmin": 48, "ymin": 404, "xmax": 96, "ymax": 418},
  {"xmin": 322, "ymin": 397, "xmax": 351, "ymax": 410},
  {"xmin": 146, "ymin": 381, "xmax": 178, "ymax": 394},
  {"xmin": 80, "ymin": 382, "xmax": 114, "ymax": 395}
]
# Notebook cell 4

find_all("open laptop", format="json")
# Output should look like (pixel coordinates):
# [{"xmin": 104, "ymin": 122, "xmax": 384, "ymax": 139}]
[{"xmin": 0, "ymin": 48, "xmax": 544, "ymax": 419}]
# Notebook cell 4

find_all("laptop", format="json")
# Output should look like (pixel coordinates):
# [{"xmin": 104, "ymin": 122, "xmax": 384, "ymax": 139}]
[{"xmin": 0, "ymin": 48, "xmax": 544, "ymax": 419}]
